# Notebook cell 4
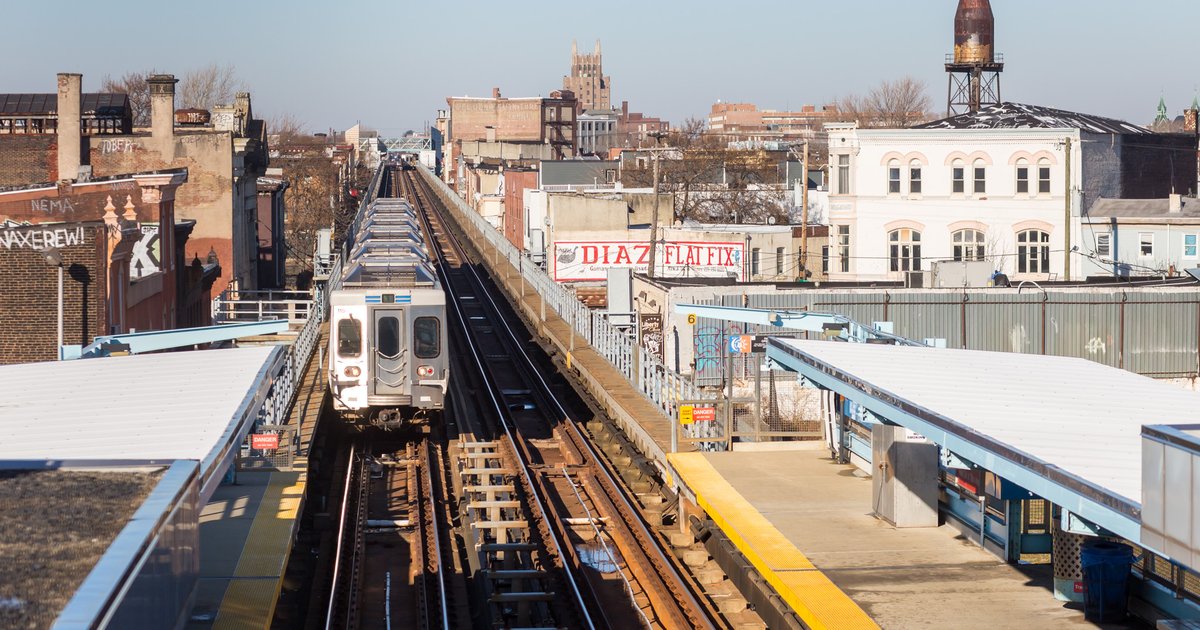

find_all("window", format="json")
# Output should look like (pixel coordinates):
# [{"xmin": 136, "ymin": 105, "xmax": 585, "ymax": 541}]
[
  {"xmin": 909, "ymin": 163, "xmax": 922, "ymax": 195},
  {"xmin": 952, "ymin": 161, "xmax": 965, "ymax": 194},
  {"xmin": 337, "ymin": 318, "xmax": 362, "ymax": 357},
  {"xmin": 973, "ymin": 161, "xmax": 986, "ymax": 194},
  {"xmin": 1015, "ymin": 160, "xmax": 1029, "ymax": 194},
  {"xmin": 1038, "ymin": 161, "xmax": 1052, "ymax": 194},
  {"xmin": 888, "ymin": 228, "xmax": 922, "ymax": 272},
  {"xmin": 1017, "ymin": 230, "xmax": 1050, "ymax": 274},
  {"xmin": 775, "ymin": 247, "xmax": 785, "ymax": 274},
  {"xmin": 837, "ymin": 225, "xmax": 850, "ymax": 273},
  {"xmin": 377, "ymin": 316, "xmax": 400, "ymax": 358},
  {"xmin": 1096, "ymin": 233, "xmax": 1111, "ymax": 257},
  {"xmin": 751, "ymin": 248, "xmax": 761, "ymax": 275},
  {"xmin": 1139, "ymin": 232, "xmax": 1154, "ymax": 257},
  {"xmin": 822, "ymin": 245, "xmax": 830, "ymax": 273},
  {"xmin": 414, "ymin": 316, "xmax": 441, "ymax": 358},
  {"xmin": 605, "ymin": 169, "xmax": 616, "ymax": 184},
  {"xmin": 837, "ymin": 155, "xmax": 850, "ymax": 195},
  {"xmin": 1185, "ymin": 234, "xmax": 1198, "ymax": 259},
  {"xmin": 952, "ymin": 229, "xmax": 986, "ymax": 261},
  {"xmin": 887, "ymin": 160, "xmax": 901, "ymax": 194}
]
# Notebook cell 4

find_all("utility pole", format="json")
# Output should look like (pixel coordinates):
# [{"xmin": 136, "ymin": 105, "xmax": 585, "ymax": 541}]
[
  {"xmin": 649, "ymin": 152, "xmax": 660, "ymax": 278},
  {"xmin": 801, "ymin": 139, "xmax": 810, "ymax": 278},
  {"xmin": 1064, "ymin": 137, "xmax": 1072, "ymax": 281}
]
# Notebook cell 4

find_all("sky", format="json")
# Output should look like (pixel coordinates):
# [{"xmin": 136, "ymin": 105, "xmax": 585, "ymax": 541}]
[{"xmin": 6, "ymin": 0, "xmax": 1200, "ymax": 136}]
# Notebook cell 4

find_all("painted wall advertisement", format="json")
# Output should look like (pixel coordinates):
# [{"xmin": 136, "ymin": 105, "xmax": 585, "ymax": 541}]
[{"xmin": 553, "ymin": 240, "xmax": 745, "ymax": 282}]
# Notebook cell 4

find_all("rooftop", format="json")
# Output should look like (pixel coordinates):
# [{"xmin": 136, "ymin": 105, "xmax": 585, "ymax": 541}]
[
  {"xmin": 0, "ymin": 93, "xmax": 129, "ymax": 117},
  {"xmin": 914, "ymin": 102, "xmax": 1152, "ymax": 135},
  {"xmin": 1088, "ymin": 197, "xmax": 1200, "ymax": 218}
]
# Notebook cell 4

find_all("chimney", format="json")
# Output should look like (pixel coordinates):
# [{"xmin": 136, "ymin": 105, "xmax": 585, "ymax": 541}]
[
  {"xmin": 56, "ymin": 73, "xmax": 82, "ymax": 181},
  {"xmin": 147, "ymin": 74, "xmax": 178, "ymax": 152},
  {"xmin": 1170, "ymin": 193, "xmax": 1183, "ymax": 214},
  {"xmin": 1186, "ymin": 108, "xmax": 1198, "ymax": 133},
  {"xmin": 492, "ymin": 87, "xmax": 501, "ymax": 99}
]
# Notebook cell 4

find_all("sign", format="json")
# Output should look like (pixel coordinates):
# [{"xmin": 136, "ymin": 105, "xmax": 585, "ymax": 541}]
[
  {"xmin": 639, "ymin": 314, "xmax": 664, "ymax": 361},
  {"xmin": 751, "ymin": 335, "xmax": 794, "ymax": 353},
  {"xmin": 679, "ymin": 405, "xmax": 694, "ymax": 425},
  {"xmin": 686, "ymin": 313, "xmax": 697, "ymax": 326},
  {"xmin": 728, "ymin": 335, "xmax": 753, "ymax": 354},
  {"xmin": 553, "ymin": 240, "xmax": 745, "ymax": 282},
  {"xmin": 692, "ymin": 406, "xmax": 717, "ymax": 422},
  {"xmin": 251, "ymin": 434, "xmax": 279, "ymax": 450}
]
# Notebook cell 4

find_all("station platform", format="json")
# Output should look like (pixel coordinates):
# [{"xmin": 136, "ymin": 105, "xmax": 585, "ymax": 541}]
[{"xmin": 670, "ymin": 447, "xmax": 1101, "ymax": 629}]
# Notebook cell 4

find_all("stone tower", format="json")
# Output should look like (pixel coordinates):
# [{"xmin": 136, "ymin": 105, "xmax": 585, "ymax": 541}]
[{"xmin": 563, "ymin": 39, "xmax": 611, "ymax": 111}]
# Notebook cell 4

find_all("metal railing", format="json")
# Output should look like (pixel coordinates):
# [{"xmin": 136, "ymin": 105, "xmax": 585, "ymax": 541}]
[
  {"xmin": 417, "ymin": 166, "xmax": 721, "ymax": 448},
  {"xmin": 213, "ymin": 289, "xmax": 314, "ymax": 325}
]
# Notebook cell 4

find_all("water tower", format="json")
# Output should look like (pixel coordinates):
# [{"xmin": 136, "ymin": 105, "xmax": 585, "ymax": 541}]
[{"xmin": 945, "ymin": 0, "xmax": 1003, "ymax": 115}]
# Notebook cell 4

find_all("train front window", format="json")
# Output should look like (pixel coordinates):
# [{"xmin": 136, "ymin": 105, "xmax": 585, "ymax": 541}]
[
  {"xmin": 337, "ymin": 318, "xmax": 361, "ymax": 357},
  {"xmin": 377, "ymin": 316, "xmax": 401, "ymax": 358},
  {"xmin": 414, "ymin": 317, "xmax": 440, "ymax": 359}
]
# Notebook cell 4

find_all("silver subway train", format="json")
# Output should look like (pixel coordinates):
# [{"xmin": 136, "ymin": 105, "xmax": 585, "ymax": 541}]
[{"xmin": 327, "ymin": 173, "xmax": 448, "ymax": 428}]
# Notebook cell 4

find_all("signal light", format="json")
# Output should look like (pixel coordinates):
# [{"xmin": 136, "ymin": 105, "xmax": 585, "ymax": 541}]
[
  {"xmin": 344, "ymin": 366, "xmax": 361, "ymax": 377},
  {"xmin": 417, "ymin": 365, "xmax": 434, "ymax": 377}
]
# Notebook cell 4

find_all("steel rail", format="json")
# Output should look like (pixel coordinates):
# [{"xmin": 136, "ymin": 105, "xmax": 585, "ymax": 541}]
[
  {"xmin": 409, "ymin": 171, "xmax": 719, "ymax": 630},
  {"xmin": 403, "ymin": 170, "xmax": 597, "ymax": 630},
  {"xmin": 326, "ymin": 442, "xmax": 358, "ymax": 630}
]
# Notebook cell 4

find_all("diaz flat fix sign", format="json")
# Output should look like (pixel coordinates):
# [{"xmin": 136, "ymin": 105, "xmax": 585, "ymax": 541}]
[{"xmin": 553, "ymin": 240, "xmax": 745, "ymax": 282}]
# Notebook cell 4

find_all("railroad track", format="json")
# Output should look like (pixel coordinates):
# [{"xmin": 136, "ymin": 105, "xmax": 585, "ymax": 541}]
[{"xmin": 399, "ymin": 167, "xmax": 726, "ymax": 629}]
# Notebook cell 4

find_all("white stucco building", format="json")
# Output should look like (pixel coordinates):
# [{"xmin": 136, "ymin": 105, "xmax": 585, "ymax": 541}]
[{"xmin": 824, "ymin": 103, "xmax": 1196, "ymax": 283}]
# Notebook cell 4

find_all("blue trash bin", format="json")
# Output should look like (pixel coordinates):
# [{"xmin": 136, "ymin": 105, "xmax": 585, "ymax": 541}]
[{"xmin": 1080, "ymin": 541, "xmax": 1134, "ymax": 623}]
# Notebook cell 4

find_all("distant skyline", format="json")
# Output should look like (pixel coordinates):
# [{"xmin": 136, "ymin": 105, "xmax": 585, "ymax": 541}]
[{"xmin": 6, "ymin": 0, "xmax": 1200, "ymax": 135}]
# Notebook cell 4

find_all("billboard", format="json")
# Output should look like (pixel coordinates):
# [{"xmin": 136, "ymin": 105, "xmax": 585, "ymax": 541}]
[{"xmin": 553, "ymin": 240, "xmax": 745, "ymax": 282}]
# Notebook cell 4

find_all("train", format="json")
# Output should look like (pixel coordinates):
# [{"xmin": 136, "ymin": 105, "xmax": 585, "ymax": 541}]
[{"xmin": 327, "ymin": 166, "xmax": 448, "ymax": 428}]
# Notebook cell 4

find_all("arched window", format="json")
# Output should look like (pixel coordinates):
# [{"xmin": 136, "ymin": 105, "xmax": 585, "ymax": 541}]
[
  {"xmin": 1017, "ymin": 230, "xmax": 1050, "ymax": 274},
  {"xmin": 1015, "ymin": 159, "xmax": 1030, "ymax": 195},
  {"xmin": 889, "ymin": 228, "xmax": 921, "ymax": 272},
  {"xmin": 887, "ymin": 159, "xmax": 901, "ymax": 194},
  {"xmin": 952, "ymin": 229, "xmax": 985, "ymax": 261},
  {"xmin": 951, "ymin": 159, "xmax": 965, "ymax": 194},
  {"xmin": 973, "ymin": 159, "xmax": 987, "ymax": 194},
  {"xmin": 1037, "ymin": 159, "xmax": 1052, "ymax": 194},
  {"xmin": 909, "ymin": 160, "xmax": 922, "ymax": 195}
]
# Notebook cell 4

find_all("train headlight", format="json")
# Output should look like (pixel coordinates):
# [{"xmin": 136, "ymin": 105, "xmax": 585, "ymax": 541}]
[
  {"xmin": 417, "ymin": 365, "xmax": 434, "ymax": 378},
  {"xmin": 344, "ymin": 366, "xmax": 361, "ymax": 377}
]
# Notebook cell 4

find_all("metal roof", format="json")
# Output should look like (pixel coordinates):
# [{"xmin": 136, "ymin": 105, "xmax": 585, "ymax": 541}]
[
  {"xmin": 0, "ymin": 347, "xmax": 281, "ymax": 484},
  {"xmin": 0, "ymin": 93, "xmax": 130, "ymax": 117},
  {"xmin": 915, "ymin": 102, "xmax": 1151, "ymax": 135},
  {"xmin": 768, "ymin": 339, "xmax": 1200, "ymax": 541},
  {"xmin": 1087, "ymin": 197, "xmax": 1200, "ymax": 218}
]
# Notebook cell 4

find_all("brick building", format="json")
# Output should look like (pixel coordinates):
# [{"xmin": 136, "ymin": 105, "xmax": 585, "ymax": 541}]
[
  {"xmin": 708, "ymin": 102, "xmax": 839, "ymax": 145},
  {"xmin": 0, "ymin": 169, "xmax": 218, "ymax": 363},
  {"xmin": 0, "ymin": 72, "xmax": 281, "ymax": 295},
  {"xmin": 562, "ymin": 40, "xmax": 611, "ymax": 112}
]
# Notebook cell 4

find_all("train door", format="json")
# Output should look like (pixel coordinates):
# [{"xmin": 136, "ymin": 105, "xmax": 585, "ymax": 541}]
[{"xmin": 372, "ymin": 309, "xmax": 407, "ymax": 396}]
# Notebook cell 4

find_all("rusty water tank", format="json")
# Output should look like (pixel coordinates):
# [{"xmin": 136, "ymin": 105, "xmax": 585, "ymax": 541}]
[
  {"xmin": 954, "ymin": 0, "xmax": 995, "ymax": 64},
  {"xmin": 175, "ymin": 108, "xmax": 211, "ymax": 125}
]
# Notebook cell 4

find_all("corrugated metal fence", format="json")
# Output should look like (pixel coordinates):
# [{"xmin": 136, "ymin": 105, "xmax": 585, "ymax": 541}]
[{"xmin": 694, "ymin": 288, "xmax": 1200, "ymax": 381}]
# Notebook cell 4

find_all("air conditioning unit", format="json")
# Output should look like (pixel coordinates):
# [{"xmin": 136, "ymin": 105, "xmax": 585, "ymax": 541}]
[{"xmin": 904, "ymin": 271, "xmax": 925, "ymax": 288}]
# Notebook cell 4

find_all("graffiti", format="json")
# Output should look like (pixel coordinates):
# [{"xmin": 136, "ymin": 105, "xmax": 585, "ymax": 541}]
[
  {"xmin": 129, "ymin": 225, "xmax": 161, "ymax": 279},
  {"xmin": 0, "ymin": 226, "xmax": 85, "ymax": 250},
  {"xmin": 693, "ymin": 323, "xmax": 744, "ymax": 374},
  {"xmin": 100, "ymin": 138, "xmax": 140, "ymax": 154},
  {"xmin": 639, "ymin": 314, "xmax": 663, "ymax": 361},
  {"xmin": 29, "ymin": 198, "xmax": 75, "ymax": 214},
  {"xmin": 1085, "ymin": 336, "xmax": 1107, "ymax": 355}
]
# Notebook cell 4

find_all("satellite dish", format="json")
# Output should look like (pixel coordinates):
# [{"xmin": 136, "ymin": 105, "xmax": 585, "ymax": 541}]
[{"xmin": 766, "ymin": 216, "xmax": 777, "ymax": 225}]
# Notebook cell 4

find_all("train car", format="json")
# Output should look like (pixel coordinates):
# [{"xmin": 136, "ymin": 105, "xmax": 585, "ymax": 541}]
[{"xmin": 327, "ymin": 188, "xmax": 448, "ymax": 428}]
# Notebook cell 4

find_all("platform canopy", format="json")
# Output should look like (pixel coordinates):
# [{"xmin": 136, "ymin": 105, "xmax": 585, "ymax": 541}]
[
  {"xmin": 767, "ymin": 339, "xmax": 1200, "ymax": 542},
  {"xmin": 0, "ymin": 346, "xmax": 283, "ymax": 499}
]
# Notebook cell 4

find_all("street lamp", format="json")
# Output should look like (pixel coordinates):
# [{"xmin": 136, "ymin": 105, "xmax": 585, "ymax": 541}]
[{"xmin": 38, "ymin": 247, "xmax": 64, "ymax": 360}]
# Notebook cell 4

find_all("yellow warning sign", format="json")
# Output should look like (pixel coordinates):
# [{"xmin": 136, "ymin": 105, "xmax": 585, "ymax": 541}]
[
  {"xmin": 679, "ymin": 404, "xmax": 695, "ymax": 425},
  {"xmin": 687, "ymin": 313, "xmax": 697, "ymax": 325}
]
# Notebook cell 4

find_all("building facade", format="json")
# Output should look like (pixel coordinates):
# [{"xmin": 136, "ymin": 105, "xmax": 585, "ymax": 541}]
[
  {"xmin": 562, "ymin": 40, "xmax": 611, "ymax": 112},
  {"xmin": 1082, "ymin": 196, "xmax": 1200, "ymax": 278},
  {"xmin": 709, "ymin": 102, "xmax": 838, "ymax": 145},
  {"xmin": 824, "ymin": 103, "xmax": 1197, "ymax": 283}
]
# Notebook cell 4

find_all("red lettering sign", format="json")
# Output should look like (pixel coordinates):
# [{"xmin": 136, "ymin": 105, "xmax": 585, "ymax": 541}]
[
  {"xmin": 692, "ymin": 407, "xmax": 717, "ymax": 422},
  {"xmin": 251, "ymin": 433, "xmax": 279, "ymax": 450}
]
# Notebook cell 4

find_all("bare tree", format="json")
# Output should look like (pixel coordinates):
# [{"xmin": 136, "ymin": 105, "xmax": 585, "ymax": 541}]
[
  {"xmin": 834, "ymin": 76, "xmax": 933, "ymax": 128},
  {"xmin": 100, "ymin": 71, "xmax": 154, "ymax": 126},
  {"xmin": 178, "ymin": 63, "xmax": 243, "ymax": 110},
  {"xmin": 267, "ymin": 112, "xmax": 308, "ymax": 144}
]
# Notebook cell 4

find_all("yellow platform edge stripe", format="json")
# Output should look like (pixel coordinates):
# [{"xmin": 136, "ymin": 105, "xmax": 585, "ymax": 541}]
[
  {"xmin": 213, "ymin": 472, "xmax": 307, "ymax": 630},
  {"xmin": 668, "ymin": 452, "xmax": 879, "ymax": 630}
]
